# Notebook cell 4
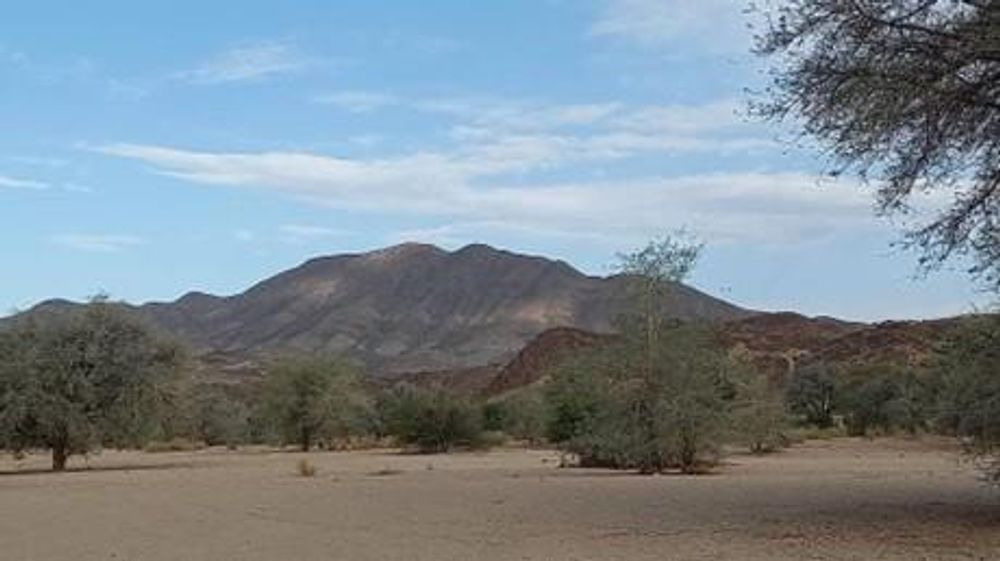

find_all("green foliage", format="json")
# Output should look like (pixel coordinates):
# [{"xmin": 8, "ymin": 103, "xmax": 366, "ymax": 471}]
[
  {"xmin": 786, "ymin": 363, "xmax": 837, "ymax": 428},
  {"xmin": 189, "ymin": 386, "xmax": 252, "ymax": 447},
  {"xmin": 933, "ymin": 315, "xmax": 1000, "ymax": 484},
  {"xmin": 755, "ymin": 1, "xmax": 1000, "ymax": 291},
  {"xmin": 0, "ymin": 300, "xmax": 183, "ymax": 470},
  {"xmin": 482, "ymin": 386, "xmax": 547, "ymax": 443},
  {"xmin": 546, "ymin": 325, "xmax": 734, "ymax": 473},
  {"xmin": 261, "ymin": 355, "xmax": 370, "ymax": 451},
  {"xmin": 730, "ymin": 369, "xmax": 789, "ymax": 454},
  {"xmin": 379, "ymin": 385, "xmax": 482, "ymax": 453},
  {"xmin": 836, "ymin": 363, "xmax": 931, "ymax": 437},
  {"xmin": 543, "ymin": 234, "xmax": 736, "ymax": 474}
]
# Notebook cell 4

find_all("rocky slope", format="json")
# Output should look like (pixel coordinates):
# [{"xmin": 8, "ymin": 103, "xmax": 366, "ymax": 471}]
[{"xmin": 9, "ymin": 243, "xmax": 752, "ymax": 376}]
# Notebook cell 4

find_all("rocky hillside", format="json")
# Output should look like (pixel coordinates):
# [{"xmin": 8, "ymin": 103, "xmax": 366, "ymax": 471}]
[{"xmin": 9, "ymin": 243, "xmax": 751, "ymax": 376}]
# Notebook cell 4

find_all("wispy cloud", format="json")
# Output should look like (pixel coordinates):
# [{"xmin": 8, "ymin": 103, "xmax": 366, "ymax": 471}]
[
  {"xmin": 96, "ymin": 141, "xmax": 873, "ymax": 246},
  {"xmin": 179, "ymin": 40, "xmax": 310, "ymax": 85},
  {"xmin": 62, "ymin": 182, "xmax": 95, "ymax": 194},
  {"xmin": 279, "ymin": 224, "xmax": 346, "ymax": 243},
  {"xmin": 51, "ymin": 234, "xmax": 145, "ymax": 252},
  {"xmin": 0, "ymin": 175, "xmax": 49, "ymax": 191},
  {"xmin": 592, "ymin": 0, "xmax": 751, "ymax": 52},
  {"xmin": 5, "ymin": 155, "xmax": 68, "ymax": 168},
  {"xmin": 313, "ymin": 91, "xmax": 399, "ymax": 113}
]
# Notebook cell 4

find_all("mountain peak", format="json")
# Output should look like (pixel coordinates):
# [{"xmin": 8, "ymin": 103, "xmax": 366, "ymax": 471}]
[{"xmin": 363, "ymin": 242, "xmax": 445, "ymax": 263}]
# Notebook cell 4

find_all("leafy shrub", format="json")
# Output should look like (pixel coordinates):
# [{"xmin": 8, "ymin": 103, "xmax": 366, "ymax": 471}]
[
  {"xmin": 786, "ymin": 363, "xmax": 837, "ymax": 428},
  {"xmin": 933, "ymin": 315, "xmax": 1000, "ymax": 484},
  {"xmin": 482, "ymin": 386, "xmax": 548, "ymax": 444},
  {"xmin": 545, "ymin": 326, "xmax": 733, "ymax": 473},
  {"xmin": 261, "ymin": 355, "xmax": 371, "ymax": 452},
  {"xmin": 145, "ymin": 437, "xmax": 204, "ymax": 453},
  {"xmin": 380, "ymin": 385, "xmax": 483, "ymax": 453},
  {"xmin": 730, "ymin": 369, "xmax": 789, "ymax": 454}
]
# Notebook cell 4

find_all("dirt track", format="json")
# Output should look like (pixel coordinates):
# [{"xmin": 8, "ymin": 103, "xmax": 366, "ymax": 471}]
[{"xmin": 0, "ymin": 438, "xmax": 997, "ymax": 561}]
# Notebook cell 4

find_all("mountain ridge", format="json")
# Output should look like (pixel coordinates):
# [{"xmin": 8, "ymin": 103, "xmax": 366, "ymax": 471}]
[{"xmin": 6, "ymin": 242, "xmax": 753, "ymax": 375}]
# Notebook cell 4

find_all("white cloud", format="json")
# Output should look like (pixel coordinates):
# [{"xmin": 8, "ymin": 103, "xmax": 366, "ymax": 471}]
[
  {"xmin": 180, "ymin": 41, "xmax": 309, "ymax": 84},
  {"xmin": 52, "ymin": 234, "xmax": 145, "ymax": 252},
  {"xmin": 313, "ymin": 91, "xmax": 400, "ymax": 113},
  {"xmin": 62, "ymin": 182, "xmax": 94, "ymax": 194},
  {"xmin": 592, "ymin": 0, "xmax": 751, "ymax": 52},
  {"xmin": 96, "ymin": 142, "xmax": 874, "ymax": 246},
  {"xmin": 5, "ymin": 155, "xmax": 68, "ymax": 168},
  {"xmin": 279, "ymin": 224, "xmax": 346, "ymax": 243},
  {"xmin": 0, "ymin": 175, "xmax": 49, "ymax": 190}
]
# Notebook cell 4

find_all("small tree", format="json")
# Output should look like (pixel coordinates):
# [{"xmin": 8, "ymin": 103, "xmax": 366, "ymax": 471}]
[
  {"xmin": 0, "ymin": 300, "xmax": 183, "ymax": 471},
  {"xmin": 379, "ymin": 384, "xmax": 482, "ymax": 453},
  {"xmin": 545, "ymin": 234, "xmax": 739, "ymax": 474},
  {"xmin": 189, "ymin": 386, "xmax": 252, "ymax": 447},
  {"xmin": 261, "ymin": 356, "xmax": 369, "ymax": 452},
  {"xmin": 837, "ymin": 364, "xmax": 904, "ymax": 437},
  {"xmin": 482, "ymin": 387, "xmax": 548, "ymax": 444},
  {"xmin": 731, "ymin": 368, "xmax": 789, "ymax": 454},
  {"xmin": 933, "ymin": 314, "xmax": 1000, "ymax": 484},
  {"xmin": 786, "ymin": 363, "xmax": 837, "ymax": 428}
]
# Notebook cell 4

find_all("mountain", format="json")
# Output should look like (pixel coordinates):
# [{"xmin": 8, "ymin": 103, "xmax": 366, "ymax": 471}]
[
  {"xmin": 475, "ymin": 315, "xmax": 968, "ymax": 398},
  {"xmin": 8, "ymin": 243, "xmax": 752, "ymax": 376}
]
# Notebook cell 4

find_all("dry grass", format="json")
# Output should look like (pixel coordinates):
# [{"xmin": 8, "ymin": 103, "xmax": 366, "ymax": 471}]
[{"xmin": 296, "ymin": 458, "xmax": 317, "ymax": 477}]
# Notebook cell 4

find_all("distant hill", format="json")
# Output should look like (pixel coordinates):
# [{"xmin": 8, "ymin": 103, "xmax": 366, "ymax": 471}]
[
  {"xmin": 475, "ymin": 314, "xmax": 971, "ymax": 398},
  {"xmin": 7, "ymin": 243, "xmax": 752, "ymax": 376}
]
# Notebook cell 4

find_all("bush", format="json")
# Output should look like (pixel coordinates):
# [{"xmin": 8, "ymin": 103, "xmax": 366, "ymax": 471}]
[
  {"xmin": 260, "ymin": 355, "xmax": 371, "ymax": 452},
  {"xmin": 379, "ymin": 385, "xmax": 483, "ymax": 453},
  {"xmin": 933, "ymin": 315, "xmax": 1000, "ymax": 484},
  {"xmin": 545, "ymin": 326, "xmax": 733, "ymax": 473},
  {"xmin": 145, "ymin": 437, "xmax": 204, "ymax": 453},
  {"xmin": 786, "ymin": 363, "xmax": 837, "ymax": 428},
  {"xmin": 731, "ymin": 368, "xmax": 789, "ymax": 454},
  {"xmin": 482, "ymin": 386, "xmax": 548, "ymax": 444}
]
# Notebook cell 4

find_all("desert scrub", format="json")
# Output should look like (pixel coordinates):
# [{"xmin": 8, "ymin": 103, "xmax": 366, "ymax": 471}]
[
  {"xmin": 145, "ymin": 438, "xmax": 204, "ymax": 453},
  {"xmin": 296, "ymin": 458, "xmax": 317, "ymax": 477}
]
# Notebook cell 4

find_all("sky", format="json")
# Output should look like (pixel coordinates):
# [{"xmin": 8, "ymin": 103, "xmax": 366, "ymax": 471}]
[{"xmin": 0, "ymin": 0, "xmax": 991, "ymax": 321}]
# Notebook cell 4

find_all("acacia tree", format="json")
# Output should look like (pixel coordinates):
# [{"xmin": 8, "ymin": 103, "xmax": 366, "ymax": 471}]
[
  {"xmin": 934, "ymin": 315, "xmax": 1000, "ymax": 484},
  {"xmin": 546, "ymin": 234, "xmax": 735, "ymax": 474},
  {"xmin": 754, "ymin": 1, "xmax": 1000, "ymax": 290},
  {"xmin": 0, "ymin": 300, "xmax": 183, "ymax": 471},
  {"xmin": 261, "ymin": 356, "xmax": 369, "ymax": 452}
]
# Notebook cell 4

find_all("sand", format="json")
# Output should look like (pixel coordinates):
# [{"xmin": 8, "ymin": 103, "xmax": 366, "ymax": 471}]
[{"xmin": 0, "ymin": 438, "xmax": 997, "ymax": 561}]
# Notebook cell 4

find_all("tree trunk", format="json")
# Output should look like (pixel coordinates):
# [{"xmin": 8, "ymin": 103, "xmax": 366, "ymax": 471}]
[
  {"xmin": 301, "ymin": 429, "xmax": 312, "ymax": 452},
  {"xmin": 52, "ymin": 445, "xmax": 68, "ymax": 472}
]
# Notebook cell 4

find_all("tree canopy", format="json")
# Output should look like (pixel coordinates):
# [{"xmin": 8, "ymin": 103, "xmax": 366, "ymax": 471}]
[
  {"xmin": 0, "ymin": 300, "xmax": 183, "ymax": 470},
  {"xmin": 755, "ymin": 1, "xmax": 1000, "ymax": 290}
]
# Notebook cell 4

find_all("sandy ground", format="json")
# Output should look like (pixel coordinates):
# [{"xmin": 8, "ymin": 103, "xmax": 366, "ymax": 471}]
[{"xmin": 0, "ymin": 438, "xmax": 997, "ymax": 561}]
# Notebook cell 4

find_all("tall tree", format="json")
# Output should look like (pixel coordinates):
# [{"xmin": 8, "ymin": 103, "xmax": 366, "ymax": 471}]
[
  {"xmin": 0, "ymin": 300, "xmax": 183, "ymax": 471},
  {"xmin": 754, "ymin": 1, "xmax": 1000, "ymax": 290}
]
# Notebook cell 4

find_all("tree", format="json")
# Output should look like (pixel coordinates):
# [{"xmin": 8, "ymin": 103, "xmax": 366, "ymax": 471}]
[
  {"xmin": 0, "ymin": 300, "xmax": 183, "ymax": 471},
  {"xmin": 188, "ymin": 386, "xmax": 252, "ymax": 447},
  {"xmin": 731, "ymin": 367, "xmax": 789, "ymax": 454},
  {"xmin": 933, "ymin": 314, "xmax": 1000, "ymax": 484},
  {"xmin": 837, "ymin": 363, "xmax": 905, "ymax": 436},
  {"xmin": 261, "ymin": 356, "xmax": 369, "ymax": 452},
  {"xmin": 379, "ymin": 384, "xmax": 482, "ymax": 453},
  {"xmin": 755, "ymin": 1, "xmax": 1000, "ymax": 291},
  {"xmin": 786, "ymin": 362, "xmax": 837, "ymax": 428},
  {"xmin": 545, "ymin": 234, "xmax": 737, "ymax": 474}
]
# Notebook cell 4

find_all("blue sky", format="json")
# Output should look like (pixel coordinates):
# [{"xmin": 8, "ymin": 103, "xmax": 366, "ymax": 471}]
[{"xmin": 0, "ymin": 0, "xmax": 990, "ymax": 320}]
